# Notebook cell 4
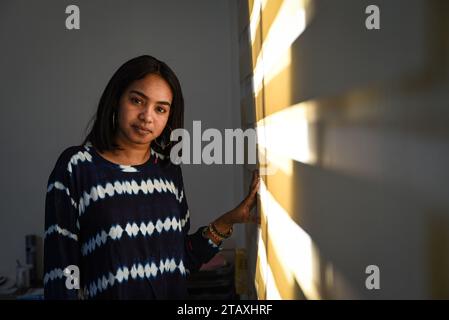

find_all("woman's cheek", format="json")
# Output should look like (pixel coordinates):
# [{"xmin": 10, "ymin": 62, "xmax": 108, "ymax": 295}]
[{"xmin": 159, "ymin": 115, "xmax": 170, "ymax": 131}]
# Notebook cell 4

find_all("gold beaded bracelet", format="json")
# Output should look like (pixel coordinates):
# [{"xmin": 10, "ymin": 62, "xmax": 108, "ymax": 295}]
[
  {"xmin": 202, "ymin": 225, "xmax": 223, "ymax": 243},
  {"xmin": 210, "ymin": 222, "xmax": 233, "ymax": 239}
]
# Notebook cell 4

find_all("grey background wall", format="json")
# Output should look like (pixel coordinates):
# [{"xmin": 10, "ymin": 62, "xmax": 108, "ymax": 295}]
[{"xmin": 0, "ymin": 0, "xmax": 243, "ymax": 282}]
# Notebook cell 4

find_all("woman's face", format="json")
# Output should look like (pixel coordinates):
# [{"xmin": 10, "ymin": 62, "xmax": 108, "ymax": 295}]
[{"xmin": 116, "ymin": 73, "xmax": 173, "ymax": 147}]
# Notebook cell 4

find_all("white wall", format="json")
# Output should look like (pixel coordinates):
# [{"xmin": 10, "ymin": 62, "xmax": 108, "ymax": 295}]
[{"xmin": 239, "ymin": 0, "xmax": 449, "ymax": 299}]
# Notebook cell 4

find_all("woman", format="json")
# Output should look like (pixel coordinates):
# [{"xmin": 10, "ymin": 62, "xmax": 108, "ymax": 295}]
[{"xmin": 43, "ymin": 55, "xmax": 260, "ymax": 299}]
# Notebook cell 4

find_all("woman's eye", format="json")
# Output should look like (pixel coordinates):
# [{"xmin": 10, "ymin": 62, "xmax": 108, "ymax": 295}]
[
  {"xmin": 131, "ymin": 97, "xmax": 142, "ymax": 105},
  {"xmin": 157, "ymin": 106, "xmax": 166, "ymax": 113}
]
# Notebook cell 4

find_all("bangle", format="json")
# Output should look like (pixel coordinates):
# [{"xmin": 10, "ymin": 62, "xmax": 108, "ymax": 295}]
[
  {"xmin": 203, "ymin": 225, "xmax": 223, "ymax": 243},
  {"xmin": 210, "ymin": 222, "xmax": 233, "ymax": 239}
]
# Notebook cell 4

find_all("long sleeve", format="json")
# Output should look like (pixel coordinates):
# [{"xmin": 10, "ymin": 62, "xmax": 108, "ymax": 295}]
[
  {"xmin": 177, "ymin": 167, "xmax": 220, "ymax": 274},
  {"xmin": 44, "ymin": 150, "xmax": 81, "ymax": 299}
]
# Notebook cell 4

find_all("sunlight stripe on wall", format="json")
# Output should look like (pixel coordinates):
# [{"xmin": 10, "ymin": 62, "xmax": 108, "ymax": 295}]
[{"xmin": 253, "ymin": 0, "xmax": 307, "ymax": 97}]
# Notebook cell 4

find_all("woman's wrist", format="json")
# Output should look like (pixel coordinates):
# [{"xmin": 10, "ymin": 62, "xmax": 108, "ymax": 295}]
[
  {"xmin": 213, "ymin": 212, "xmax": 234, "ymax": 235},
  {"xmin": 202, "ymin": 212, "xmax": 234, "ymax": 245}
]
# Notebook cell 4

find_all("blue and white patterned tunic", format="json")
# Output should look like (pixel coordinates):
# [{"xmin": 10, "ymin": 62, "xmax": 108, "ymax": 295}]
[{"xmin": 44, "ymin": 142, "xmax": 220, "ymax": 299}]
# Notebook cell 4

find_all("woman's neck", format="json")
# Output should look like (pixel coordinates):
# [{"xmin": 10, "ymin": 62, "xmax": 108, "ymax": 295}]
[{"xmin": 100, "ymin": 136, "xmax": 152, "ymax": 166}]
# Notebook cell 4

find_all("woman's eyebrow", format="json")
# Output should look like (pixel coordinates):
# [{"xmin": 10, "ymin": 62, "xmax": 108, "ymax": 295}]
[{"xmin": 129, "ymin": 90, "xmax": 171, "ymax": 107}]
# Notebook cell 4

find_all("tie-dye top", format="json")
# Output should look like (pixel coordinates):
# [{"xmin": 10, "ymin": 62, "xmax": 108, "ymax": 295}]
[{"xmin": 44, "ymin": 142, "xmax": 220, "ymax": 299}]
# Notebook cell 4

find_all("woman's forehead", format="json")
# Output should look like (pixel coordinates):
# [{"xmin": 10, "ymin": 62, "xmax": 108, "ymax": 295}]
[{"xmin": 128, "ymin": 74, "xmax": 173, "ymax": 102}]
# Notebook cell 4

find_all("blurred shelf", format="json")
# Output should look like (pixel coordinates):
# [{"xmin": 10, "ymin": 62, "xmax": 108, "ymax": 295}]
[{"xmin": 187, "ymin": 264, "xmax": 239, "ymax": 300}]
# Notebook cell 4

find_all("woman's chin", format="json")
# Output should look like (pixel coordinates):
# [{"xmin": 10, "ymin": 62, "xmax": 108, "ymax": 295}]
[{"xmin": 123, "ymin": 133, "xmax": 153, "ymax": 145}]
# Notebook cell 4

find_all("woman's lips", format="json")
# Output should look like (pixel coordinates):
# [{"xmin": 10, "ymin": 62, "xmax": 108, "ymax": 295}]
[{"xmin": 132, "ymin": 125, "xmax": 152, "ymax": 135}]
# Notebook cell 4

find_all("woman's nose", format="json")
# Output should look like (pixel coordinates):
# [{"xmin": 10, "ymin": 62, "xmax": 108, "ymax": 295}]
[{"xmin": 139, "ymin": 106, "xmax": 154, "ymax": 123}]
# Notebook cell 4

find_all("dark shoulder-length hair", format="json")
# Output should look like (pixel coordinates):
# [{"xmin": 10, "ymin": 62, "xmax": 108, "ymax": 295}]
[{"xmin": 83, "ymin": 55, "xmax": 184, "ymax": 161}]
